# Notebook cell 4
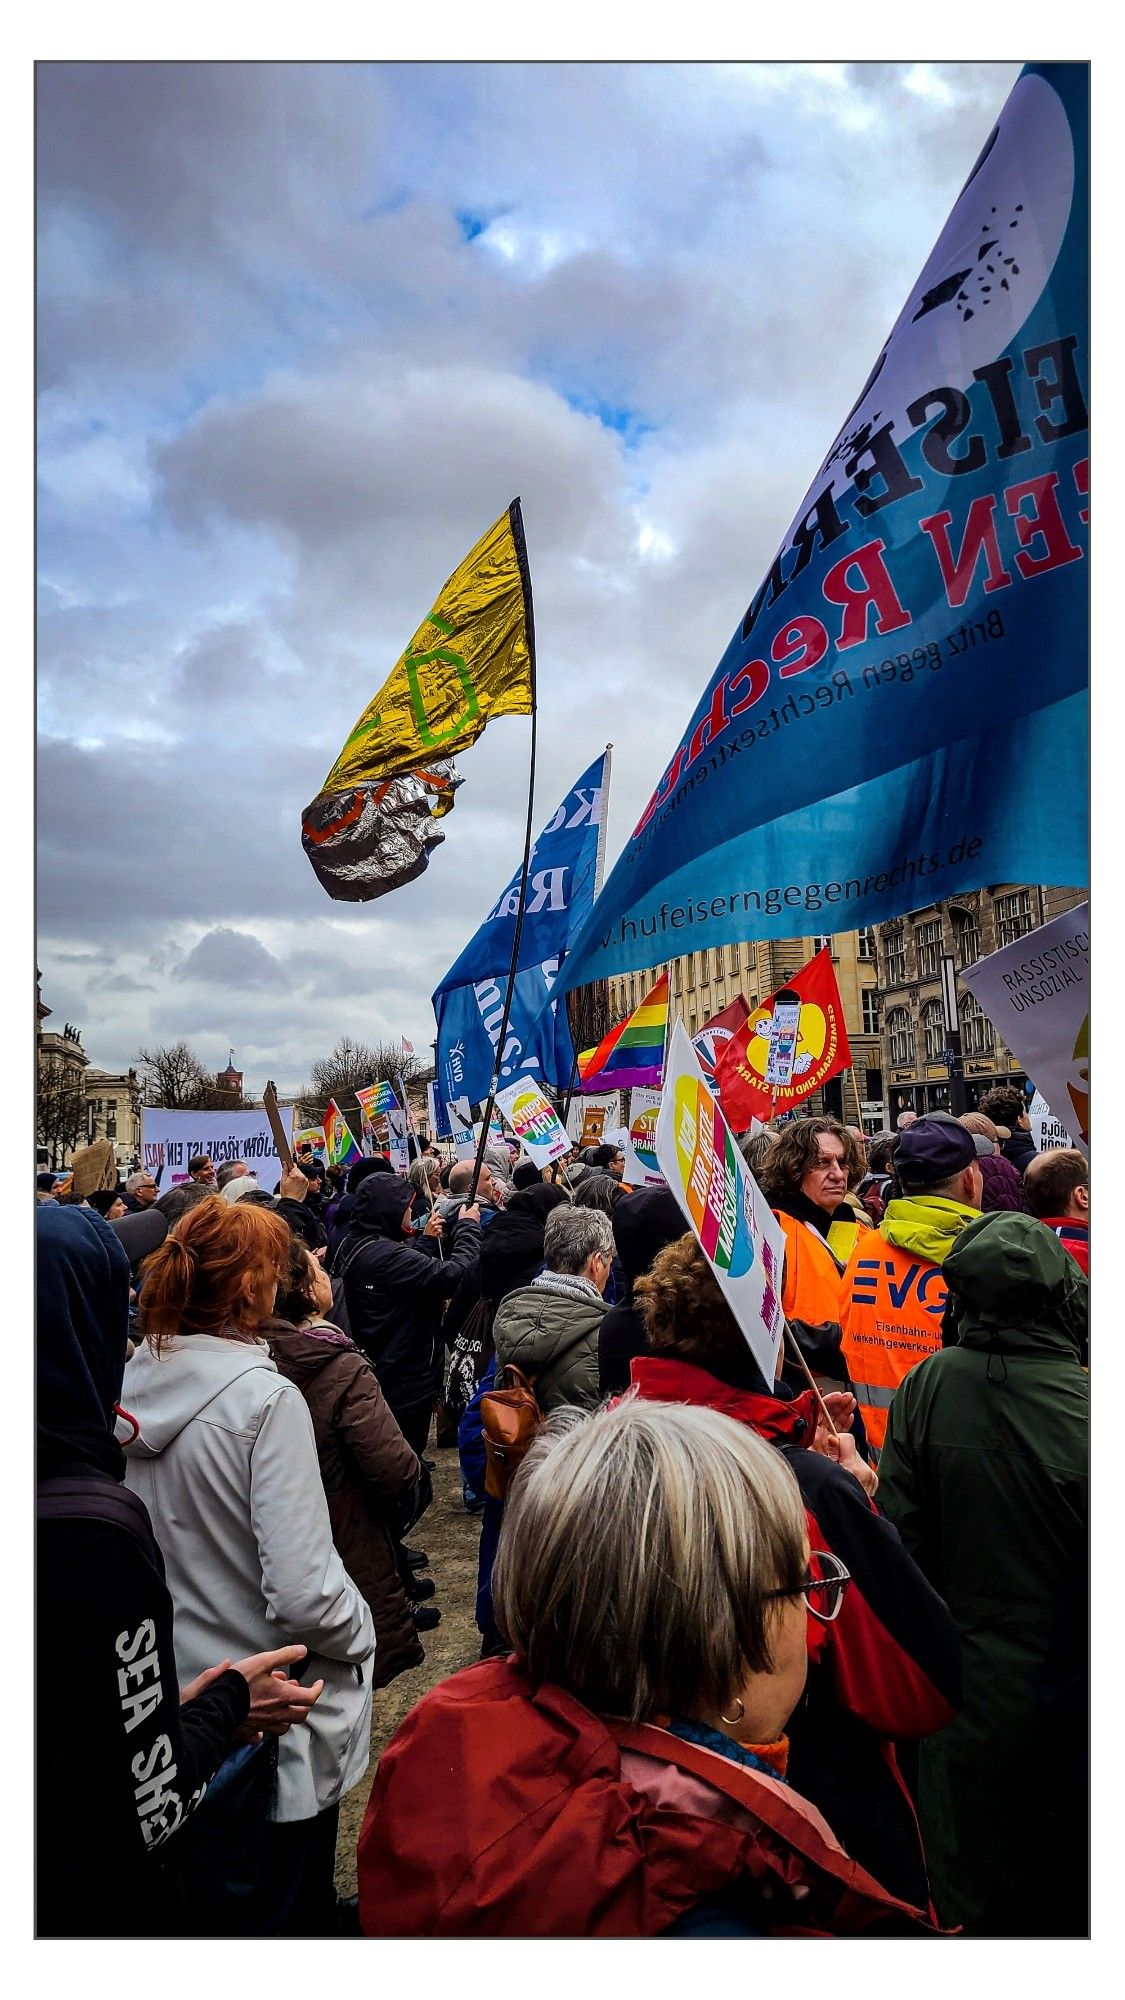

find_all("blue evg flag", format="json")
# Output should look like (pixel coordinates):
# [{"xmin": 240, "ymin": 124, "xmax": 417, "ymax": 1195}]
[
  {"xmin": 433, "ymin": 750, "xmax": 610, "ymax": 1106},
  {"xmin": 558, "ymin": 64, "xmax": 1088, "ymax": 996}
]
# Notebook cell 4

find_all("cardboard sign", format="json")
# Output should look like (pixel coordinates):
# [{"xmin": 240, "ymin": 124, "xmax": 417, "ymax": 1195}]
[
  {"xmin": 579, "ymin": 1105, "xmax": 607, "ymax": 1148},
  {"xmin": 566, "ymin": 1090, "xmax": 620, "ymax": 1143},
  {"xmin": 960, "ymin": 903, "xmax": 1089, "ymax": 1153},
  {"xmin": 141, "ymin": 1106, "xmax": 294, "ymax": 1194},
  {"xmin": 495, "ymin": 1078, "xmax": 572, "ymax": 1165},
  {"xmin": 1028, "ymin": 1089, "xmax": 1073, "ymax": 1153},
  {"xmin": 386, "ymin": 1108, "xmax": 412, "ymax": 1173},
  {"xmin": 655, "ymin": 1022, "xmax": 785, "ymax": 1384}
]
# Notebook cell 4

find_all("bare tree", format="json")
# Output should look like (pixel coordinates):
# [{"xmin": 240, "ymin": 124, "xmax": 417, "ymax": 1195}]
[
  {"xmin": 136, "ymin": 1041, "xmax": 209, "ymax": 1108},
  {"xmin": 297, "ymin": 1037, "xmax": 423, "ymax": 1141},
  {"xmin": 37, "ymin": 1053, "xmax": 88, "ymax": 1168}
]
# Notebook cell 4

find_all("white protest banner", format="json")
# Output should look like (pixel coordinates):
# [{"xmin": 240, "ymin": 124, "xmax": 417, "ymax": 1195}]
[
  {"xmin": 566, "ymin": 1091, "xmax": 619, "ymax": 1143},
  {"xmin": 495, "ymin": 1078, "xmax": 572, "ymax": 1166},
  {"xmin": 141, "ymin": 1106, "xmax": 294, "ymax": 1193},
  {"xmin": 1028, "ymin": 1090, "xmax": 1072, "ymax": 1153},
  {"xmin": 447, "ymin": 1098, "xmax": 477, "ymax": 1162},
  {"xmin": 655, "ymin": 1021, "xmax": 785, "ymax": 1384},
  {"xmin": 959, "ymin": 903, "xmax": 1089, "ymax": 1153},
  {"xmin": 386, "ymin": 1109, "xmax": 412, "ymax": 1174}
]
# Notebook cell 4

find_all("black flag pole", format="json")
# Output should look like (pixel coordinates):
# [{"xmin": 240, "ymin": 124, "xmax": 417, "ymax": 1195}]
[
  {"xmin": 559, "ymin": 742, "xmax": 613, "ymax": 1137},
  {"xmin": 468, "ymin": 498, "xmax": 537, "ymax": 1203}
]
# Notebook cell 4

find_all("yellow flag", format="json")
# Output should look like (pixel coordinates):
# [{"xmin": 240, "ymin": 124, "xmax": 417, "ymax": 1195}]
[{"xmin": 322, "ymin": 500, "xmax": 534, "ymax": 793}]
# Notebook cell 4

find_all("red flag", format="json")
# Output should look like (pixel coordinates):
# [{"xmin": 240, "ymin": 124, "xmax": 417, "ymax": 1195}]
[
  {"xmin": 691, "ymin": 995, "xmax": 751, "ymax": 1085},
  {"xmin": 715, "ymin": 949, "xmax": 852, "ymax": 1129}
]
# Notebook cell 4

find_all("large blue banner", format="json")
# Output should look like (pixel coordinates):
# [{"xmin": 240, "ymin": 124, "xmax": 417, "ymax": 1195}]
[
  {"xmin": 559, "ymin": 65, "xmax": 1088, "ymax": 994},
  {"xmin": 434, "ymin": 750, "xmax": 610, "ymax": 1105}
]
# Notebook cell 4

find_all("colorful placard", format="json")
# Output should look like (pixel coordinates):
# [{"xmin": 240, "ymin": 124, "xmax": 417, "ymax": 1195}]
[
  {"xmin": 655, "ymin": 1021, "xmax": 784, "ymax": 1385},
  {"xmin": 494, "ymin": 1078, "xmax": 572, "ymax": 1166}
]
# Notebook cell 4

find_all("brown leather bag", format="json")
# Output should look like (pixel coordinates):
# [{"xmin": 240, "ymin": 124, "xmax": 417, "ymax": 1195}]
[{"xmin": 480, "ymin": 1364, "xmax": 542, "ymax": 1499}]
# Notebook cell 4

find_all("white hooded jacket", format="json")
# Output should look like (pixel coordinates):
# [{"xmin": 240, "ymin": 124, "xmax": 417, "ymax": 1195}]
[{"xmin": 122, "ymin": 1332, "xmax": 374, "ymax": 1822}]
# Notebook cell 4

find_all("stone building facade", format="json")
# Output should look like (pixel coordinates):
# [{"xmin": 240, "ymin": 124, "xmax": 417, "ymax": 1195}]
[{"xmin": 875, "ymin": 884, "xmax": 1085, "ymax": 1120}]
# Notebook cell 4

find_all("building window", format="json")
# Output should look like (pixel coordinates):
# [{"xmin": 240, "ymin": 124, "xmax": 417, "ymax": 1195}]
[
  {"xmin": 810, "ymin": 935, "xmax": 833, "ymax": 957},
  {"xmin": 673, "ymin": 961, "xmax": 683, "ymax": 997},
  {"xmin": 686, "ymin": 956, "xmax": 696, "ymax": 992},
  {"xmin": 887, "ymin": 1007, "xmax": 915, "ymax": 1068},
  {"xmin": 882, "ymin": 926, "xmax": 906, "ymax": 986},
  {"xmin": 865, "ymin": 1067, "xmax": 883, "ymax": 1101},
  {"xmin": 861, "ymin": 988, "xmax": 880, "ymax": 1035},
  {"xmin": 857, "ymin": 927, "xmax": 876, "ymax": 961},
  {"xmin": 712, "ymin": 948, "xmax": 723, "ymax": 981},
  {"xmin": 960, "ymin": 991, "xmax": 995, "ymax": 1057},
  {"xmin": 995, "ymin": 889, "xmax": 1034, "ymax": 948},
  {"xmin": 700, "ymin": 953, "xmax": 710, "ymax": 986},
  {"xmin": 727, "ymin": 944, "xmax": 739, "ymax": 975},
  {"xmin": 952, "ymin": 908, "xmax": 981, "ymax": 969},
  {"xmin": 922, "ymin": 998, "xmax": 946, "ymax": 1063},
  {"xmin": 915, "ymin": 918, "xmax": 944, "ymax": 980}
]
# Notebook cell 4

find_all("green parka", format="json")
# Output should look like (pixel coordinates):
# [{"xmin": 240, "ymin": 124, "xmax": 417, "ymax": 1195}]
[
  {"xmin": 492, "ymin": 1272, "xmax": 606, "ymax": 1412},
  {"xmin": 877, "ymin": 1212, "xmax": 1088, "ymax": 1937}
]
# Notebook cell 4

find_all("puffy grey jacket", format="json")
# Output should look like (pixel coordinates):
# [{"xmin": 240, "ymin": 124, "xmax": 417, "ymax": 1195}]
[{"xmin": 492, "ymin": 1273, "xmax": 607, "ymax": 1411}]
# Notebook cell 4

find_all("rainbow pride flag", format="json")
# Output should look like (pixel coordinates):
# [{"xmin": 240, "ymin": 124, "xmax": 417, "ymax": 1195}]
[
  {"xmin": 324, "ymin": 1097, "xmax": 363, "ymax": 1168},
  {"xmin": 577, "ymin": 973, "xmax": 669, "ymax": 1092}
]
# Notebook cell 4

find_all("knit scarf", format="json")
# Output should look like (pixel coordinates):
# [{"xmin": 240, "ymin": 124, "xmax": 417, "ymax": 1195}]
[{"xmin": 665, "ymin": 1717, "xmax": 790, "ymax": 1783}]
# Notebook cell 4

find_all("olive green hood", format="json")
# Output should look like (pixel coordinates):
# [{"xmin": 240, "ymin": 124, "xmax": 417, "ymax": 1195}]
[{"xmin": 942, "ymin": 1211, "xmax": 1087, "ymax": 1361}]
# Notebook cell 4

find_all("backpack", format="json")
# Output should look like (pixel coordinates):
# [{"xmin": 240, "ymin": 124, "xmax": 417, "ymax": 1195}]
[{"xmin": 479, "ymin": 1364, "xmax": 542, "ymax": 1499}]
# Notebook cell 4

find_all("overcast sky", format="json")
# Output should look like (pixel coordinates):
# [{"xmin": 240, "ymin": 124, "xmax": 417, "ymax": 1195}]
[{"xmin": 37, "ymin": 59, "xmax": 1020, "ymax": 1094}]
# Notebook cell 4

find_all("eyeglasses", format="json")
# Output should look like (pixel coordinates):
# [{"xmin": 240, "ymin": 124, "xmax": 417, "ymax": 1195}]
[{"xmin": 763, "ymin": 1549, "xmax": 851, "ymax": 1624}]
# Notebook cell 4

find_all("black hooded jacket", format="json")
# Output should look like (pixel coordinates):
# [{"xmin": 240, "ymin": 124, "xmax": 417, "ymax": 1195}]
[
  {"xmin": 37, "ymin": 1208, "xmax": 250, "ymax": 1937},
  {"xmin": 597, "ymin": 1189, "xmax": 691, "ymax": 1396},
  {"xmin": 331, "ymin": 1173, "xmax": 481, "ymax": 1412}
]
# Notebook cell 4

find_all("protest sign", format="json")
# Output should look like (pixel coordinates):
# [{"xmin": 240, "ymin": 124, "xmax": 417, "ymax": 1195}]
[
  {"xmin": 656, "ymin": 1022, "xmax": 785, "ymax": 1384},
  {"xmin": 764, "ymin": 998, "xmax": 802, "ymax": 1088},
  {"xmin": 566, "ymin": 1091, "xmax": 619, "ymax": 1143},
  {"xmin": 1028, "ymin": 1089, "xmax": 1072, "ymax": 1152},
  {"xmin": 357, "ymin": 1081, "xmax": 398, "ymax": 1119},
  {"xmin": 717, "ymin": 949, "xmax": 852, "ymax": 1127},
  {"xmin": 446, "ymin": 1097, "xmax": 477, "ymax": 1161},
  {"xmin": 557, "ymin": 65, "xmax": 1088, "ymax": 996},
  {"xmin": 959, "ymin": 901, "xmax": 1088, "ymax": 1151},
  {"xmin": 293, "ymin": 1124, "xmax": 326, "ymax": 1156},
  {"xmin": 386, "ymin": 1108, "xmax": 412, "ymax": 1173},
  {"xmin": 495, "ymin": 1078, "xmax": 572, "ymax": 1165},
  {"xmin": 141, "ymin": 1106, "xmax": 294, "ymax": 1194},
  {"xmin": 624, "ymin": 1087, "xmax": 666, "ymax": 1186}
]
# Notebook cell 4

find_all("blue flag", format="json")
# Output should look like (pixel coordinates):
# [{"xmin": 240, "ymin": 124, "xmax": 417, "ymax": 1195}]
[
  {"xmin": 434, "ymin": 750, "xmax": 610, "ymax": 1106},
  {"xmin": 558, "ymin": 64, "xmax": 1088, "ymax": 995}
]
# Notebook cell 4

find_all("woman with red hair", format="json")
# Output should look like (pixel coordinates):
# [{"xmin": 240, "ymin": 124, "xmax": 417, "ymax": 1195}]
[{"xmin": 123, "ymin": 1195, "xmax": 375, "ymax": 1935}]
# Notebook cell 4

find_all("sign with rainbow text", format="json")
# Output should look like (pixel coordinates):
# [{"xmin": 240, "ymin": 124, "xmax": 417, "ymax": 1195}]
[
  {"xmin": 618, "ymin": 1088, "xmax": 665, "ymax": 1187},
  {"xmin": 495, "ymin": 1078, "xmax": 572, "ymax": 1166},
  {"xmin": 655, "ymin": 1021, "xmax": 785, "ymax": 1384}
]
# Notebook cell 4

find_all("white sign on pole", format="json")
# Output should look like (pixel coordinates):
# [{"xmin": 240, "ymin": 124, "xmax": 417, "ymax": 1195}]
[
  {"xmin": 614, "ymin": 1086, "xmax": 666, "ymax": 1187},
  {"xmin": 655, "ymin": 1022, "xmax": 785, "ymax": 1384},
  {"xmin": 494, "ymin": 1078, "xmax": 572, "ymax": 1165},
  {"xmin": 447, "ymin": 1098, "xmax": 477, "ymax": 1162},
  {"xmin": 764, "ymin": 999, "xmax": 801, "ymax": 1088},
  {"xmin": 386, "ymin": 1109, "xmax": 412, "ymax": 1174},
  {"xmin": 141, "ymin": 1106, "xmax": 294, "ymax": 1193},
  {"xmin": 959, "ymin": 903, "xmax": 1089, "ymax": 1154},
  {"xmin": 1028, "ymin": 1090, "xmax": 1073, "ymax": 1153},
  {"xmin": 566, "ymin": 1091, "xmax": 620, "ymax": 1143}
]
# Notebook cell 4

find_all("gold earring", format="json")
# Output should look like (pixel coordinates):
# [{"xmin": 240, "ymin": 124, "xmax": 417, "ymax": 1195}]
[{"xmin": 720, "ymin": 1697, "xmax": 745, "ymax": 1726}]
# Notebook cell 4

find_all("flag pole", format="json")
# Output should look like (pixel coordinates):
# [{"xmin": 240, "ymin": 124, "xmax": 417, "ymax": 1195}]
[
  {"xmin": 559, "ymin": 740, "xmax": 613, "ymax": 1137},
  {"xmin": 469, "ymin": 499, "xmax": 537, "ymax": 1203}
]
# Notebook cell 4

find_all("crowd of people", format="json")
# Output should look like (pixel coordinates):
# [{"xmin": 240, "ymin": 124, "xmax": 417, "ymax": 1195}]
[{"xmin": 36, "ymin": 1092, "xmax": 1089, "ymax": 1938}]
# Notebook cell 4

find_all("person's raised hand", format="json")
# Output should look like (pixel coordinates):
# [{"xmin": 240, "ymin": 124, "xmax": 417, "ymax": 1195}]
[
  {"xmin": 459, "ymin": 1203, "xmax": 481, "ymax": 1224},
  {"xmin": 230, "ymin": 1644, "xmax": 325, "ymax": 1741},
  {"xmin": 278, "ymin": 1167, "xmax": 308, "ymax": 1202},
  {"xmin": 818, "ymin": 1429, "xmax": 879, "ymax": 1499},
  {"xmin": 422, "ymin": 1210, "xmax": 444, "ymax": 1239}
]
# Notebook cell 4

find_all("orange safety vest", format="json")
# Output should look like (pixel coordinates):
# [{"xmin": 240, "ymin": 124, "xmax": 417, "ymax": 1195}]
[
  {"xmin": 773, "ymin": 1210, "xmax": 857, "ymax": 1329},
  {"xmin": 839, "ymin": 1235, "xmax": 947, "ymax": 1455}
]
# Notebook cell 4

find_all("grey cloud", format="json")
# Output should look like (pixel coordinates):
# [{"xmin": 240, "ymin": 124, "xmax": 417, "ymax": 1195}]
[{"xmin": 180, "ymin": 927, "xmax": 283, "ymax": 987}]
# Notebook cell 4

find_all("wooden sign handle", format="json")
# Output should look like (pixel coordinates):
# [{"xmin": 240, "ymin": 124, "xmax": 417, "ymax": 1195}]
[{"xmin": 263, "ymin": 1081, "xmax": 294, "ymax": 1172}]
